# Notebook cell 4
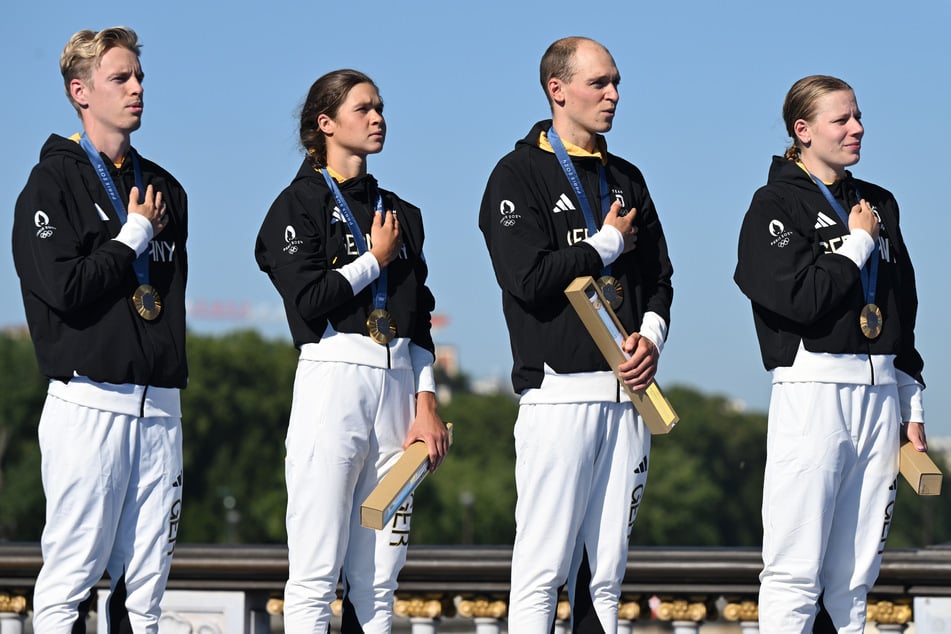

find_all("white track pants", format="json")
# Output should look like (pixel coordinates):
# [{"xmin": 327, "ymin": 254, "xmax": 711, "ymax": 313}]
[
  {"xmin": 283, "ymin": 360, "xmax": 416, "ymax": 633},
  {"xmin": 32, "ymin": 394, "xmax": 183, "ymax": 634},
  {"xmin": 759, "ymin": 382, "xmax": 899, "ymax": 634},
  {"xmin": 508, "ymin": 402, "xmax": 650, "ymax": 634}
]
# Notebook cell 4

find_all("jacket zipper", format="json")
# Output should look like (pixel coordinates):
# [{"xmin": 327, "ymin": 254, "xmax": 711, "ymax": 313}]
[{"xmin": 139, "ymin": 385, "xmax": 148, "ymax": 418}]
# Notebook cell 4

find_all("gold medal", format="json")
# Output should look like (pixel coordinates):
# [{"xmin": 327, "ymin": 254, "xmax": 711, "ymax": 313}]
[
  {"xmin": 598, "ymin": 275, "xmax": 624, "ymax": 311},
  {"xmin": 132, "ymin": 284, "xmax": 162, "ymax": 321},
  {"xmin": 860, "ymin": 303, "xmax": 883, "ymax": 339},
  {"xmin": 367, "ymin": 308, "xmax": 397, "ymax": 345}
]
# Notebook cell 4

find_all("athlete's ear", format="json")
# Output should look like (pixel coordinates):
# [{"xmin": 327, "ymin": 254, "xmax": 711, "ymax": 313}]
[
  {"xmin": 548, "ymin": 78, "xmax": 566, "ymax": 107},
  {"xmin": 317, "ymin": 113, "xmax": 334, "ymax": 136},
  {"xmin": 70, "ymin": 78, "xmax": 90, "ymax": 109},
  {"xmin": 793, "ymin": 118, "xmax": 811, "ymax": 146}
]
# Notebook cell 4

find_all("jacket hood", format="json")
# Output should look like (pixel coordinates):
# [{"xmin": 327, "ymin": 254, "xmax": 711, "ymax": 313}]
[
  {"xmin": 515, "ymin": 120, "xmax": 553, "ymax": 150},
  {"xmin": 514, "ymin": 120, "xmax": 609, "ymax": 160},
  {"xmin": 39, "ymin": 133, "xmax": 90, "ymax": 163},
  {"xmin": 38, "ymin": 133, "xmax": 144, "ymax": 168},
  {"xmin": 291, "ymin": 159, "xmax": 382, "ymax": 199},
  {"xmin": 767, "ymin": 155, "xmax": 858, "ymax": 192}
]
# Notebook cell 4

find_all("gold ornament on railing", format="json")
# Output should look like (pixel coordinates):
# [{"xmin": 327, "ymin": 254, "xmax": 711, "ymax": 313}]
[
  {"xmin": 0, "ymin": 593, "xmax": 28, "ymax": 614},
  {"xmin": 617, "ymin": 599, "xmax": 641, "ymax": 620},
  {"xmin": 454, "ymin": 596, "xmax": 507, "ymax": 619},
  {"xmin": 265, "ymin": 598, "xmax": 284, "ymax": 616},
  {"xmin": 866, "ymin": 600, "xmax": 912, "ymax": 625},
  {"xmin": 656, "ymin": 599, "xmax": 707, "ymax": 622},
  {"xmin": 722, "ymin": 600, "xmax": 758, "ymax": 622},
  {"xmin": 556, "ymin": 599, "xmax": 571, "ymax": 621},
  {"xmin": 394, "ymin": 596, "xmax": 443, "ymax": 619}
]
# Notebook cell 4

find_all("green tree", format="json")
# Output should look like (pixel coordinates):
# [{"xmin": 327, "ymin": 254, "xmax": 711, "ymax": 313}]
[
  {"xmin": 633, "ymin": 386, "xmax": 768, "ymax": 547},
  {"xmin": 410, "ymin": 390, "xmax": 519, "ymax": 545},
  {"xmin": 178, "ymin": 330, "xmax": 297, "ymax": 543},
  {"xmin": 0, "ymin": 329, "xmax": 46, "ymax": 540},
  {"xmin": 3, "ymin": 327, "xmax": 951, "ymax": 550}
]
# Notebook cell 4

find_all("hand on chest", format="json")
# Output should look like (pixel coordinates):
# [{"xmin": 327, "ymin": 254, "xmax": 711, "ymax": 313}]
[{"xmin": 812, "ymin": 199, "xmax": 895, "ymax": 264}]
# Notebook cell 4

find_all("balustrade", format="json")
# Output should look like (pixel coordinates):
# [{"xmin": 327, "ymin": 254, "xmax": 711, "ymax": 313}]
[{"xmin": 1, "ymin": 544, "xmax": 950, "ymax": 632}]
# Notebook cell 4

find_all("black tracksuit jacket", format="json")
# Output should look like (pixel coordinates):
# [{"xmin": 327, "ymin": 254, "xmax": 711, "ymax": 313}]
[
  {"xmin": 479, "ymin": 120, "xmax": 674, "ymax": 394},
  {"xmin": 12, "ymin": 134, "xmax": 189, "ymax": 387},
  {"xmin": 254, "ymin": 160, "xmax": 435, "ymax": 355},
  {"xmin": 734, "ymin": 156, "xmax": 923, "ymax": 384}
]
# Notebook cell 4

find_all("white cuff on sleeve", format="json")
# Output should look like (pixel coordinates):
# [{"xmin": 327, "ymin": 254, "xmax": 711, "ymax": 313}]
[
  {"xmin": 410, "ymin": 343, "xmax": 436, "ymax": 394},
  {"xmin": 337, "ymin": 252, "xmax": 381, "ymax": 295},
  {"xmin": 638, "ymin": 311, "xmax": 668, "ymax": 357},
  {"xmin": 113, "ymin": 213, "xmax": 154, "ymax": 257},
  {"xmin": 896, "ymin": 369, "xmax": 925, "ymax": 424},
  {"xmin": 583, "ymin": 225, "xmax": 624, "ymax": 267},
  {"xmin": 837, "ymin": 229, "xmax": 875, "ymax": 269}
]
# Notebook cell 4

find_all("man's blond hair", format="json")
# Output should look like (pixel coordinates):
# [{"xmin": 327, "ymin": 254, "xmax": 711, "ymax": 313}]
[{"xmin": 60, "ymin": 26, "xmax": 141, "ymax": 114}]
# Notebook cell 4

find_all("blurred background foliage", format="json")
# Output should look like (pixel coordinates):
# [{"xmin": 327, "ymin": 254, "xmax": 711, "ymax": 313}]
[{"xmin": 2, "ymin": 329, "xmax": 948, "ymax": 549}]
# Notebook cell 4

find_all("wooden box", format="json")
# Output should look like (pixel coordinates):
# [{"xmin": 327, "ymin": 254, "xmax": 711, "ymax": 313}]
[
  {"xmin": 361, "ymin": 423, "xmax": 453, "ymax": 529},
  {"xmin": 564, "ymin": 276, "xmax": 678, "ymax": 435},
  {"xmin": 900, "ymin": 441, "xmax": 942, "ymax": 496}
]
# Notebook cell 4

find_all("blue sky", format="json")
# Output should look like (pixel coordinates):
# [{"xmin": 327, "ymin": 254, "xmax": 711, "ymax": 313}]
[{"xmin": 2, "ymin": 1, "xmax": 949, "ymax": 435}]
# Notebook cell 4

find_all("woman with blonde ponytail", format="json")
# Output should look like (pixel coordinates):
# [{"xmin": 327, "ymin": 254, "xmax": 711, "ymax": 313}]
[{"xmin": 735, "ymin": 75, "xmax": 927, "ymax": 633}]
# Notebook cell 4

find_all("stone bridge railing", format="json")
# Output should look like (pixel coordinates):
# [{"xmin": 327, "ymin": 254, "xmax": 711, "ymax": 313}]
[{"xmin": 2, "ymin": 543, "xmax": 950, "ymax": 632}]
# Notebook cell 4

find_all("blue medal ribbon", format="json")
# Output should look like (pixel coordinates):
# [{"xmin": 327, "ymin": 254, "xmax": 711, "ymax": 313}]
[
  {"xmin": 809, "ymin": 173, "xmax": 879, "ymax": 307},
  {"xmin": 79, "ymin": 134, "xmax": 150, "ymax": 285},
  {"xmin": 547, "ymin": 127, "xmax": 612, "ymax": 277},
  {"xmin": 320, "ymin": 169, "xmax": 388, "ymax": 312}
]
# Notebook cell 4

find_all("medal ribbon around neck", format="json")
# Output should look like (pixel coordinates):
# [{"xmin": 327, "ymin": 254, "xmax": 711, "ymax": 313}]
[
  {"xmin": 81, "ymin": 134, "xmax": 162, "ymax": 320},
  {"xmin": 80, "ymin": 133, "xmax": 149, "ymax": 285},
  {"xmin": 548, "ymin": 128, "xmax": 611, "ymax": 269},
  {"xmin": 804, "ymin": 169, "xmax": 879, "ymax": 310},
  {"xmin": 320, "ymin": 169, "xmax": 390, "ymax": 316},
  {"xmin": 548, "ymin": 127, "xmax": 624, "ymax": 307},
  {"xmin": 801, "ymin": 165, "xmax": 882, "ymax": 337}
]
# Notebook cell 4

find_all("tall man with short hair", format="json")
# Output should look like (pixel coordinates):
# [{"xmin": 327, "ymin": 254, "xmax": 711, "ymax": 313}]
[
  {"xmin": 12, "ymin": 26, "xmax": 188, "ymax": 633},
  {"xmin": 479, "ymin": 36, "xmax": 674, "ymax": 633}
]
